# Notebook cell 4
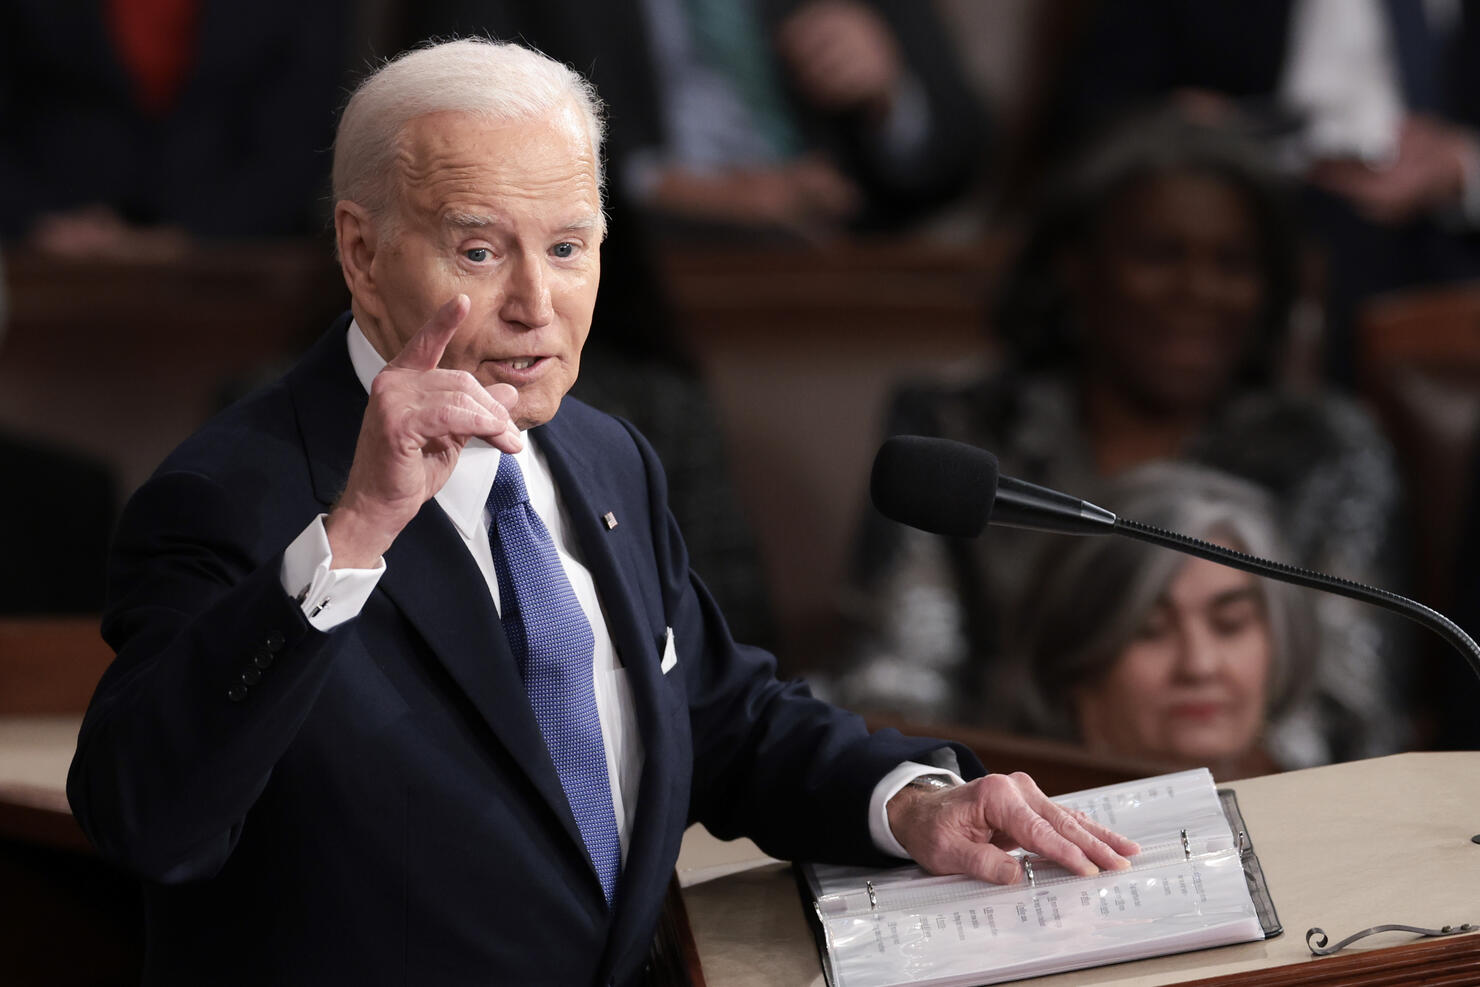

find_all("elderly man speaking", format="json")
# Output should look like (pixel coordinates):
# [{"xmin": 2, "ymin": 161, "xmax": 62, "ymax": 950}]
[{"xmin": 67, "ymin": 39, "xmax": 1135, "ymax": 985}]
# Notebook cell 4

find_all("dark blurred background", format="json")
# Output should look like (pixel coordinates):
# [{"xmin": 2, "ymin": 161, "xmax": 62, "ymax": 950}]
[{"xmin": 9, "ymin": 1, "xmax": 1480, "ymax": 981}]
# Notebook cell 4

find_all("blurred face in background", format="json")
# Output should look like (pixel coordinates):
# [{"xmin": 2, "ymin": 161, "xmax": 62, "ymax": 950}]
[
  {"xmin": 1072, "ymin": 549, "xmax": 1272, "ymax": 767},
  {"xmin": 1075, "ymin": 170, "xmax": 1267, "ymax": 416}
]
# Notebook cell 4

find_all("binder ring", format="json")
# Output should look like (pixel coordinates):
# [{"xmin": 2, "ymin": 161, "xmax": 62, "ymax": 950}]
[
  {"xmin": 1023, "ymin": 857, "xmax": 1036, "ymax": 888},
  {"xmin": 866, "ymin": 880, "xmax": 878, "ymax": 910},
  {"xmin": 1180, "ymin": 828, "xmax": 1191, "ymax": 860}
]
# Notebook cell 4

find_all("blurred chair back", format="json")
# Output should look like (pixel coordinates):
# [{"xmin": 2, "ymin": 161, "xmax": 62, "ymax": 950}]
[
  {"xmin": 1358, "ymin": 281, "xmax": 1480, "ymax": 613},
  {"xmin": 664, "ymin": 239, "xmax": 1008, "ymax": 671},
  {"xmin": 0, "ymin": 616, "xmax": 111, "ymax": 715}
]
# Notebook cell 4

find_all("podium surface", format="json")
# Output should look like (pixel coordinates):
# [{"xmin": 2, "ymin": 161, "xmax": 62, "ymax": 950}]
[
  {"xmin": 4, "ymin": 720, "xmax": 1478, "ymax": 984},
  {"xmin": 678, "ymin": 752, "xmax": 1480, "ymax": 986}
]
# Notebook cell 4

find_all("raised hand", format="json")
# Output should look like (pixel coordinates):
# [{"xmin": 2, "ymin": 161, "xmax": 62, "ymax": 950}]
[
  {"xmin": 776, "ymin": 0, "xmax": 903, "ymax": 118},
  {"xmin": 326, "ymin": 295, "xmax": 521, "ymax": 568},
  {"xmin": 887, "ymin": 772, "xmax": 1140, "ymax": 885}
]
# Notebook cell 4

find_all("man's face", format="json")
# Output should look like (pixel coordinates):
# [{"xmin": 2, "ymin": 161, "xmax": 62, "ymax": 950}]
[{"xmin": 358, "ymin": 106, "xmax": 602, "ymax": 430}]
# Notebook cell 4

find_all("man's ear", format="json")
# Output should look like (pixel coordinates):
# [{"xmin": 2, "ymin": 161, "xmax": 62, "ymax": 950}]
[{"xmin": 335, "ymin": 200, "xmax": 381, "ymax": 306}]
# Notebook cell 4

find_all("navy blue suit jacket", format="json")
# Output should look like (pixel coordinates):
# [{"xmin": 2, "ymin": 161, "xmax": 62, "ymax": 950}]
[{"xmin": 67, "ymin": 316, "xmax": 974, "ymax": 986}]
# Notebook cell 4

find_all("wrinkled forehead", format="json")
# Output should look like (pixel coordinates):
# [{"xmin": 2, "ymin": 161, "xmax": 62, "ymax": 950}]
[{"xmin": 391, "ymin": 105, "xmax": 601, "ymax": 222}]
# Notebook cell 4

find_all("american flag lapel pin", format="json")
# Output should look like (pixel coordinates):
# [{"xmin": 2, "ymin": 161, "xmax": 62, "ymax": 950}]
[{"xmin": 602, "ymin": 511, "xmax": 619, "ymax": 530}]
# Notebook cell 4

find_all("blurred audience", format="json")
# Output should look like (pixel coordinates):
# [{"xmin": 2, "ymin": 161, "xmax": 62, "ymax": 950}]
[
  {"xmin": 999, "ymin": 464, "xmax": 1316, "ymax": 780},
  {"xmin": 831, "ymin": 114, "xmax": 1409, "ymax": 766},
  {"xmin": 404, "ymin": 0, "xmax": 986, "ymax": 239},
  {"xmin": 0, "ymin": 0, "xmax": 353, "ymax": 256},
  {"xmin": 1047, "ymin": 0, "xmax": 1480, "ymax": 384}
]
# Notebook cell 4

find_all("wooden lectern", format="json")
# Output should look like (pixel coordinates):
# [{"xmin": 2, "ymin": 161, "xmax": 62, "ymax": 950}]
[
  {"xmin": 677, "ymin": 752, "xmax": 1480, "ymax": 986},
  {"xmin": 3, "ymin": 618, "xmax": 1478, "ymax": 987}
]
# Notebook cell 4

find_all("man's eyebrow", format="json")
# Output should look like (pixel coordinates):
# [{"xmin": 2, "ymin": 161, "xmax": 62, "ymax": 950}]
[
  {"xmin": 555, "ymin": 215, "xmax": 602, "ymax": 235},
  {"xmin": 443, "ymin": 211, "xmax": 502, "ymax": 230}
]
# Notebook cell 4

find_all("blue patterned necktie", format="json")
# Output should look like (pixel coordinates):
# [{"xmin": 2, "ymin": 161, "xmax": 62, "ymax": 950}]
[{"xmin": 487, "ymin": 453, "xmax": 622, "ymax": 905}]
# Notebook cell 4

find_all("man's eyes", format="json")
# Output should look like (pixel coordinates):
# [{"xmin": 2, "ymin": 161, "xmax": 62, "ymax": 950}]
[{"xmin": 462, "ymin": 244, "xmax": 578, "ymax": 262}]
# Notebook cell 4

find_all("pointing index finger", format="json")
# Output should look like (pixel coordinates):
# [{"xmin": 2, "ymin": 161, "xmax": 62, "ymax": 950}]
[{"xmin": 389, "ymin": 294, "xmax": 470, "ymax": 372}]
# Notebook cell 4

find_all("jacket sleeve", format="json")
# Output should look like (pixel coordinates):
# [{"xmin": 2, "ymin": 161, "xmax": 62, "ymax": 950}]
[{"xmin": 67, "ymin": 468, "xmax": 347, "ymax": 883}]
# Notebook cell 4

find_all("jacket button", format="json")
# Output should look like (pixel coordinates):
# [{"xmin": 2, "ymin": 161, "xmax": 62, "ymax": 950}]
[
  {"xmin": 252, "ymin": 650, "xmax": 274, "ymax": 670},
  {"xmin": 227, "ymin": 684, "xmax": 249, "ymax": 703},
  {"xmin": 240, "ymin": 667, "xmax": 262, "ymax": 687},
  {"xmin": 265, "ymin": 632, "xmax": 285, "ymax": 652}
]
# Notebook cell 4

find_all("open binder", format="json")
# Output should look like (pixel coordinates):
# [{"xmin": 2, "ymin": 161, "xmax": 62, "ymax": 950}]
[{"xmin": 799, "ymin": 769, "xmax": 1281, "ymax": 987}]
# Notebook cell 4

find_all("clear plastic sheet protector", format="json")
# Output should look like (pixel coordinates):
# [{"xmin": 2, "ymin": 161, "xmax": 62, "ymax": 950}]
[{"xmin": 801, "ymin": 769, "xmax": 1281, "ymax": 987}]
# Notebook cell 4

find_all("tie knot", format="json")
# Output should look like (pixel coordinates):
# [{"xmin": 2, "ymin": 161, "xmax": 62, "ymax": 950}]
[{"xmin": 488, "ymin": 453, "xmax": 531, "ymax": 515}]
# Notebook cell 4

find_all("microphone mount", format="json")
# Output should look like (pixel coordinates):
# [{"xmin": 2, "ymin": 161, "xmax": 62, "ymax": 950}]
[
  {"xmin": 869, "ymin": 434, "xmax": 1480, "ymax": 685},
  {"xmin": 1112, "ymin": 516, "xmax": 1480, "ymax": 686}
]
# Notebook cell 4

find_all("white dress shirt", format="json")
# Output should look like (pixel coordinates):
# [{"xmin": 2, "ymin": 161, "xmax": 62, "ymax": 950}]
[
  {"xmin": 1279, "ymin": 0, "xmax": 1480, "ymax": 222},
  {"xmin": 279, "ymin": 322, "xmax": 954, "ymax": 862}
]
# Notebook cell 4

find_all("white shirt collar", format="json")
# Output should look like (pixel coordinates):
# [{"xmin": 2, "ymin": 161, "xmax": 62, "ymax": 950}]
[{"xmin": 346, "ymin": 319, "xmax": 515, "ymax": 540}]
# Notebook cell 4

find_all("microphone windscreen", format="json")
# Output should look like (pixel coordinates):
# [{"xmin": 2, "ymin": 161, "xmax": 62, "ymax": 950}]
[{"xmin": 870, "ymin": 436, "xmax": 999, "ymax": 537}]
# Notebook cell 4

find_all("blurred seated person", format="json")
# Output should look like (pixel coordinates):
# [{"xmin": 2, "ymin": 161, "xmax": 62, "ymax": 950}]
[
  {"xmin": 1047, "ymin": 0, "xmax": 1480, "ymax": 383},
  {"xmin": 831, "ymin": 113, "xmax": 1407, "ymax": 766},
  {"xmin": 998, "ymin": 464, "xmax": 1317, "ymax": 780},
  {"xmin": 0, "ymin": 0, "xmax": 351, "ymax": 256},
  {"xmin": 404, "ymin": 0, "xmax": 986, "ymax": 237}
]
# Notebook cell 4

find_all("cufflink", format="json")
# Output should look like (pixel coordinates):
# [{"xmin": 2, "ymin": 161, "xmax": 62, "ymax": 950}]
[{"xmin": 602, "ymin": 511, "xmax": 618, "ymax": 530}]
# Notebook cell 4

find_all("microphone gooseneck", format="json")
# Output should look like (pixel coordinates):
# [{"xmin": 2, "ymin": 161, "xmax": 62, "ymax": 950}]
[
  {"xmin": 869, "ymin": 435, "xmax": 1480, "ymax": 685},
  {"xmin": 1113, "ymin": 517, "xmax": 1480, "ymax": 685}
]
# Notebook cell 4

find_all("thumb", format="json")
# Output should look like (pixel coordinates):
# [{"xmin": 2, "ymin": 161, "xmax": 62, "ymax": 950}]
[{"xmin": 390, "ymin": 294, "xmax": 470, "ymax": 371}]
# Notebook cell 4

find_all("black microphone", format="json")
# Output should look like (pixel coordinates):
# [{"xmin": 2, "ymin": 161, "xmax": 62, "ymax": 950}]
[
  {"xmin": 871, "ymin": 435, "xmax": 1117, "ymax": 537},
  {"xmin": 870, "ymin": 435, "xmax": 1480, "ymax": 685}
]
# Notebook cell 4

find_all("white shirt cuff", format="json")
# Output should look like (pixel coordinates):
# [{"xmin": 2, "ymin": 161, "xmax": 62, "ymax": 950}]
[
  {"xmin": 279, "ymin": 514, "xmax": 385, "ymax": 631},
  {"xmin": 868, "ymin": 759, "xmax": 966, "ymax": 860}
]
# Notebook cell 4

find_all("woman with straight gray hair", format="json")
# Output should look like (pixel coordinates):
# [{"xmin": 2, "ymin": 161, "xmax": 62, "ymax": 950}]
[{"xmin": 997, "ymin": 462, "xmax": 1319, "ymax": 780}]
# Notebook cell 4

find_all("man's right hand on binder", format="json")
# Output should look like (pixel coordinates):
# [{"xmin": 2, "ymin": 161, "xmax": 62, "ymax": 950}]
[{"xmin": 887, "ymin": 771, "xmax": 1141, "ymax": 885}]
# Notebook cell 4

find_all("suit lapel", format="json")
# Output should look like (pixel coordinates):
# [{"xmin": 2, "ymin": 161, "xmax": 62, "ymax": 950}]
[
  {"xmin": 537, "ymin": 411, "xmax": 683, "ymax": 943},
  {"xmin": 288, "ymin": 322, "xmax": 592, "ymax": 869},
  {"xmin": 537, "ymin": 420, "xmax": 662, "ymax": 706},
  {"xmin": 377, "ymin": 506, "xmax": 591, "ymax": 859}
]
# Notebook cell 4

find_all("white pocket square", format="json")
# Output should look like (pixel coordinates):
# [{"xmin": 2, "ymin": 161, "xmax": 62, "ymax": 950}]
[{"xmin": 660, "ymin": 626, "xmax": 678, "ymax": 674}]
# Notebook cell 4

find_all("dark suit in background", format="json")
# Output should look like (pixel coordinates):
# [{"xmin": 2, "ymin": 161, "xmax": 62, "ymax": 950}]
[
  {"xmin": 67, "ymin": 316, "xmax": 974, "ymax": 985},
  {"xmin": 1047, "ymin": 0, "xmax": 1480, "ymax": 384},
  {"xmin": 403, "ymin": 0, "xmax": 986, "ymax": 232},
  {"xmin": 0, "ymin": 0, "xmax": 351, "ymax": 238}
]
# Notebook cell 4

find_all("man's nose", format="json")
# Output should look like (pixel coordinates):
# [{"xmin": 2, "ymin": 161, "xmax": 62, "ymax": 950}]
[{"xmin": 501, "ymin": 252, "xmax": 554, "ymax": 328}]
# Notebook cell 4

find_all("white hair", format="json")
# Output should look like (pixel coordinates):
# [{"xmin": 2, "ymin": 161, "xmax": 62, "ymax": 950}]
[{"xmin": 333, "ymin": 38, "xmax": 606, "ymax": 224}]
